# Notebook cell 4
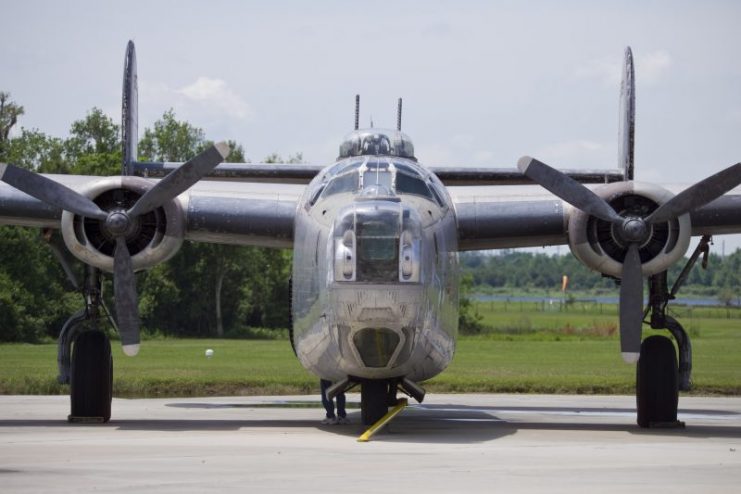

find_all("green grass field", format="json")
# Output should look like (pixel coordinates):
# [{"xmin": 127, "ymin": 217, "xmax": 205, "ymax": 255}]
[{"xmin": 1, "ymin": 301, "xmax": 739, "ymax": 397}]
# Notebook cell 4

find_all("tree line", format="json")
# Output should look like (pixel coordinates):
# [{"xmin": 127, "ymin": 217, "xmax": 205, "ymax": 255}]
[{"xmin": 460, "ymin": 249, "xmax": 741, "ymax": 302}]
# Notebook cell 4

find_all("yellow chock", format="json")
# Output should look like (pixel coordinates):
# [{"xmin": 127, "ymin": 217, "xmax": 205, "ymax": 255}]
[{"xmin": 357, "ymin": 398, "xmax": 408, "ymax": 442}]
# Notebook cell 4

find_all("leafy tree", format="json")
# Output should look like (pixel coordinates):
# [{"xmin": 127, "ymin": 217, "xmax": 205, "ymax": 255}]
[
  {"xmin": 0, "ymin": 92, "xmax": 24, "ymax": 156},
  {"xmin": 1, "ymin": 128, "xmax": 66, "ymax": 171},
  {"xmin": 62, "ymin": 108, "xmax": 121, "ymax": 175},
  {"xmin": 137, "ymin": 110, "xmax": 291, "ymax": 337},
  {"xmin": 139, "ymin": 109, "xmax": 206, "ymax": 161},
  {"xmin": 459, "ymin": 273, "xmax": 484, "ymax": 335},
  {"xmin": 0, "ymin": 227, "xmax": 79, "ymax": 341}
]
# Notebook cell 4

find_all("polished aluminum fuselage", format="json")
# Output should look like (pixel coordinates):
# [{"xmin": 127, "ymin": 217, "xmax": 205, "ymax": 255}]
[{"xmin": 291, "ymin": 156, "xmax": 459, "ymax": 382}]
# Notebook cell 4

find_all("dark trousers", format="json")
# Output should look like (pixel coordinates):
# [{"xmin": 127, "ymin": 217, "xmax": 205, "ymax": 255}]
[{"xmin": 320, "ymin": 379, "xmax": 346, "ymax": 418}]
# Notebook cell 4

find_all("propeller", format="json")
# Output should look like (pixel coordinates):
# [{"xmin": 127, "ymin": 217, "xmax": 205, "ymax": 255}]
[
  {"xmin": 0, "ymin": 142, "xmax": 229, "ymax": 355},
  {"xmin": 518, "ymin": 155, "xmax": 741, "ymax": 362}
]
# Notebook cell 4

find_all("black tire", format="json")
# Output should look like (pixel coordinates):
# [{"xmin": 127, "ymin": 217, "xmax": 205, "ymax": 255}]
[
  {"xmin": 361, "ymin": 380, "xmax": 389, "ymax": 425},
  {"xmin": 636, "ymin": 335, "xmax": 678, "ymax": 428},
  {"xmin": 70, "ymin": 330, "xmax": 113, "ymax": 422}
]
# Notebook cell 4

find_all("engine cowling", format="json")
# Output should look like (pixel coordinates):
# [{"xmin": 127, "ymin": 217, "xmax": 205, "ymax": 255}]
[
  {"xmin": 60, "ymin": 176, "xmax": 185, "ymax": 272},
  {"xmin": 568, "ymin": 181, "xmax": 691, "ymax": 279}
]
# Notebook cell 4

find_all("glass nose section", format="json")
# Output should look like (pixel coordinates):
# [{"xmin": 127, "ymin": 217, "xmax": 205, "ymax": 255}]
[
  {"xmin": 356, "ymin": 213, "xmax": 399, "ymax": 282},
  {"xmin": 333, "ymin": 201, "xmax": 422, "ymax": 284}
]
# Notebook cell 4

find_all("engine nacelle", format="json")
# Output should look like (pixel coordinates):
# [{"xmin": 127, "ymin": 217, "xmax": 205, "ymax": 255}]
[
  {"xmin": 60, "ymin": 176, "xmax": 185, "ymax": 272},
  {"xmin": 568, "ymin": 181, "xmax": 691, "ymax": 278}
]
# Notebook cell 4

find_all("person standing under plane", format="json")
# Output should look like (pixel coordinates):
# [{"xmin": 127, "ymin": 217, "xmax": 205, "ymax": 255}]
[{"xmin": 320, "ymin": 379, "xmax": 348, "ymax": 424}]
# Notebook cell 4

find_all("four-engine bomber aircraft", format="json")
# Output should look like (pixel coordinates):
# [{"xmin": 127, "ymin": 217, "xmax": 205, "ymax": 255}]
[{"xmin": 1, "ymin": 41, "xmax": 740, "ymax": 427}]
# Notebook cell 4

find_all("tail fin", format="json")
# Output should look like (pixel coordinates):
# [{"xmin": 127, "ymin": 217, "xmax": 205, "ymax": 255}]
[
  {"xmin": 618, "ymin": 46, "xmax": 635, "ymax": 180},
  {"xmin": 122, "ymin": 40, "xmax": 138, "ymax": 176}
]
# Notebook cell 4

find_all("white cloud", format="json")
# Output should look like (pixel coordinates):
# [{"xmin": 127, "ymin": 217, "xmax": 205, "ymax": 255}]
[
  {"xmin": 139, "ymin": 78, "xmax": 252, "ymax": 123},
  {"xmin": 177, "ymin": 77, "xmax": 251, "ymax": 119},
  {"xmin": 639, "ymin": 50, "xmax": 672, "ymax": 85},
  {"xmin": 574, "ymin": 50, "xmax": 672, "ymax": 87}
]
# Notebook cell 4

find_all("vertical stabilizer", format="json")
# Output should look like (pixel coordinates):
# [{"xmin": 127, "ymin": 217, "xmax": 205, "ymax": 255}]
[
  {"xmin": 618, "ymin": 46, "xmax": 635, "ymax": 181},
  {"xmin": 122, "ymin": 41, "xmax": 138, "ymax": 176}
]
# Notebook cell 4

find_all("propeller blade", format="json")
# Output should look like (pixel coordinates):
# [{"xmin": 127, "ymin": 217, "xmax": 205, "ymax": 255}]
[
  {"xmin": 113, "ymin": 237, "xmax": 140, "ymax": 356},
  {"xmin": 647, "ymin": 162, "xmax": 741, "ymax": 224},
  {"xmin": 619, "ymin": 242, "xmax": 643, "ymax": 363},
  {"xmin": 517, "ymin": 156, "xmax": 623, "ymax": 224},
  {"xmin": 128, "ymin": 142, "xmax": 230, "ymax": 217},
  {"xmin": 0, "ymin": 163, "xmax": 108, "ymax": 220}
]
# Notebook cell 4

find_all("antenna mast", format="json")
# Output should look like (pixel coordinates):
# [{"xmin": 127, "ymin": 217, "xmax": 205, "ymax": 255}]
[
  {"xmin": 354, "ymin": 94, "xmax": 360, "ymax": 130},
  {"xmin": 397, "ymin": 98, "xmax": 403, "ymax": 131}
]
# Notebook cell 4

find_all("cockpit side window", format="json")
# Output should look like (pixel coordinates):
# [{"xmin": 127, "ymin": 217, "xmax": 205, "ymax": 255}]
[
  {"xmin": 393, "ymin": 161, "xmax": 421, "ymax": 176},
  {"xmin": 428, "ymin": 182, "xmax": 447, "ymax": 207},
  {"xmin": 396, "ymin": 172, "xmax": 434, "ymax": 200},
  {"xmin": 321, "ymin": 171, "xmax": 359, "ymax": 199}
]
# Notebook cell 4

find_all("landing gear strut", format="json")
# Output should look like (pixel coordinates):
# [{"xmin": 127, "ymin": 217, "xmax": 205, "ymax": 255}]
[
  {"xmin": 637, "ymin": 235, "xmax": 710, "ymax": 427},
  {"xmin": 357, "ymin": 378, "xmax": 426, "ymax": 425},
  {"xmin": 48, "ymin": 237, "xmax": 116, "ymax": 422}
]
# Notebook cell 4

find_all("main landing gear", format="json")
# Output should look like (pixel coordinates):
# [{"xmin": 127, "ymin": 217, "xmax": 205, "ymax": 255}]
[
  {"xmin": 636, "ymin": 235, "xmax": 710, "ymax": 428},
  {"xmin": 51, "ymin": 250, "xmax": 116, "ymax": 423}
]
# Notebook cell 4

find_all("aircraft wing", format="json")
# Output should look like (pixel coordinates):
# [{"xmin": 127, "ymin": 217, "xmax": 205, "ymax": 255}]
[
  {"xmin": 451, "ymin": 184, "xmax": 741, "ymax": 251},
  {"xmin": 0, "ymin": 174, "xmax": 303, "ymax": 249},
  {"xmin": 133, "ymin": 160, "xmax": 625, "ymax": 186}
]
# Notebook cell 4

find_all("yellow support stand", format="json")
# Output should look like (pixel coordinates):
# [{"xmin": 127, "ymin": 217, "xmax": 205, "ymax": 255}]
[{"xmin": 357, "ymin": 398, "xmax": 408, "ymax": 442}]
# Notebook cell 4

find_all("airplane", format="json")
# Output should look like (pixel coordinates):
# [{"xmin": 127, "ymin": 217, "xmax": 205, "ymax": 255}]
[{"xmin": 1, "ymin": 41, "xmax": 740, "ymax": 428}]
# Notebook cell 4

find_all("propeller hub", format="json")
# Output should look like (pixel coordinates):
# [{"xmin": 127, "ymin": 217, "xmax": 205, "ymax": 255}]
[
  {"xmin": 105, "ymin": 211, "xmax": 132, "ymax": 236},
  {"xmin": 621, "ymin": 217, "xmax": 649, "ymax": 243}
]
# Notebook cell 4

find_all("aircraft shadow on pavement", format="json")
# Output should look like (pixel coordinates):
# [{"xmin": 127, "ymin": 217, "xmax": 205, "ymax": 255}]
[{"xmin": 2, "ymin": 402, "xmax": 739, "ymax": 443}]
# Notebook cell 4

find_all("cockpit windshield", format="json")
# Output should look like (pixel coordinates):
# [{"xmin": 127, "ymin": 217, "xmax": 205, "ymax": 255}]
[{"xmin": 318, "ymin": 158, "xmax": 441, "ymax": 204}]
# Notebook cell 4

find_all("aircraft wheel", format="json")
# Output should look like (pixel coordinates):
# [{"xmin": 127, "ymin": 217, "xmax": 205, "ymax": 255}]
[
  {"xmin": 636, "ymin": 335, "xmax": 678, "ymax": 428},
  {"xmin": 70, "ymin": 330, "xmax": 113, "ymax": 422},
  {"xmin": 361, "ymin": 380, "xmax": 389, "ymax": 425}
]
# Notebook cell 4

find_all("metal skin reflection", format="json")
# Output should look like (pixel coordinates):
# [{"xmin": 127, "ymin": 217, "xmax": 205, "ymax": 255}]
[{"xmin": 292, "ymin": 134, "xmax": 459, "ymax": 387}]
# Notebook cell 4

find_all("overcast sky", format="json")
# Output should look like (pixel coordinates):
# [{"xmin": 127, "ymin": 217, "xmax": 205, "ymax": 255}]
[{"xmin": 3, "ymin": 0, "xmax": 741, "ymax": 251}]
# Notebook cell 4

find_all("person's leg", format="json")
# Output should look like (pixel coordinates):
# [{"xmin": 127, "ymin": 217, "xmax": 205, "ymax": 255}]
[
  {"xmin": 336, "ymin": 392, "xmax": 346, "ymax": 418},
  {"xmin": 320, "ymin": 379, "xmax": 335, "ymax": 418}
]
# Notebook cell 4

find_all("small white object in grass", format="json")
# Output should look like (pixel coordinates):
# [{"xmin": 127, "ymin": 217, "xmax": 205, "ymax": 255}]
[{"xmin": 205, "ymin": 348, "xmax": 214, "ymax": 358}]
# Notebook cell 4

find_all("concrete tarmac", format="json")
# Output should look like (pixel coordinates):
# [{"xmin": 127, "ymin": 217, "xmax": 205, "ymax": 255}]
[{"xmin": 1, "ymin": 394, "xmax": 740, "ymax": 493}]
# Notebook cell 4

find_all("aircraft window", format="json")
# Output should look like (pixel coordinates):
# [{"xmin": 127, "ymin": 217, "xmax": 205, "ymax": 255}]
[
  {"xmin": 309, "ymin": 184, "xmax": 325, "ymax": 205},
  {"xmin": 363, "ymin": 169, "xmax": 392, "ymax": 190},
  {"xmin": 393, "ymin": 162, "xmax": 422, "ymax": 177},
  {"xmin": 428, "ymin": 183, "xmax": 446, "ymax": 207},
  {"xmin": 356, "ymin": 219, "xmax": 399, "ymax": 282},
  {"xmin": 396, "ymin": 173, "xmax": 434, "ymax": 200},
  {"xmin": 321, "ymin": 171, "xmax": 359, "ymax": 198},
  {"xmin": 326, "ymin": 160, "xmax": 363, "ymax": 178}
]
